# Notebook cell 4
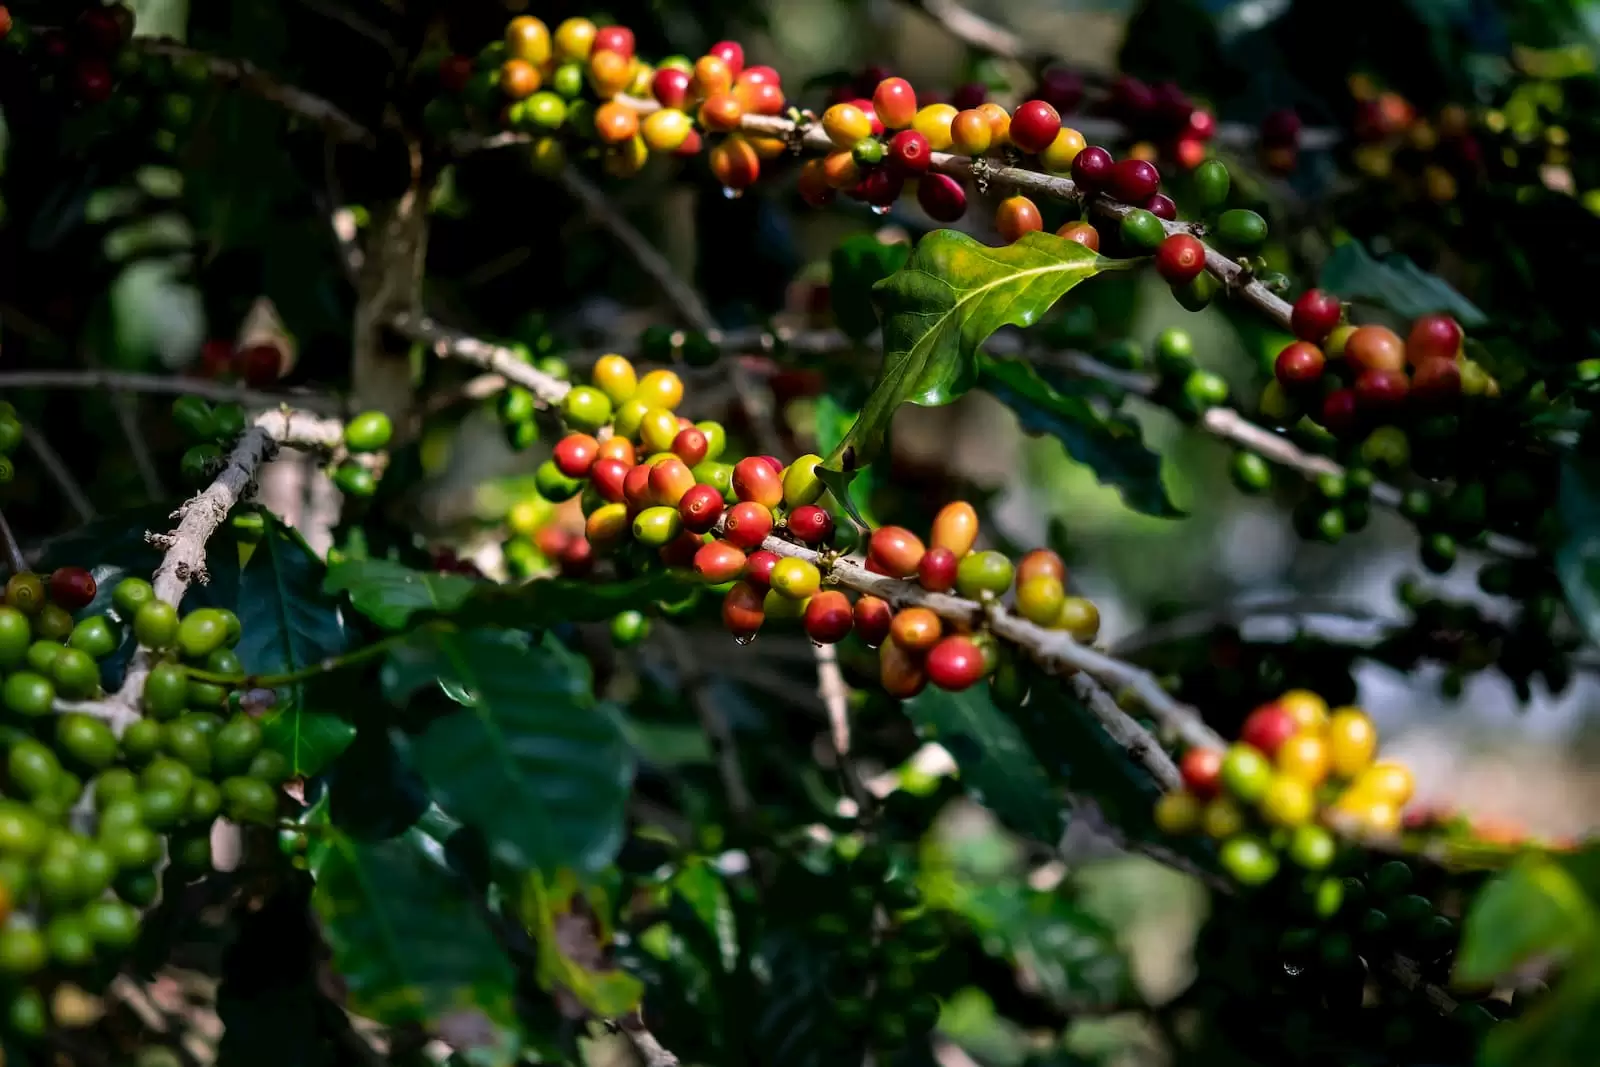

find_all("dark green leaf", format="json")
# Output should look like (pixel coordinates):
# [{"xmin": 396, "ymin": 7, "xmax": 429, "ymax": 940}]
[
  {"xmin": 386, "ymin": 630, "xmax": 634, "ymax": 874},
  {"xmin": 1558, "ymin": 455, "xmax": 1600, "ymax": 643},
  {"xmin": 902, "ymin": 687, "xmax": 1064, "ymax": 844},
  {"xmin": 1456, "ymin": 852, "xmax": 1599, "ymax": 985},
  {"xmin": 979, "ymin": 355, "xmax": 1182, "ymax": 517},
  {"xmin": 813, "ymin": 391, "xmax": 879, "ymax": 531},
  {"xmin": 829, "ymin": 234, "xmax": 909, "ymax": 340},
  {"xmin": 235, "ymin": 517, "xmax": 354, "ymax": 777},
  {"xmin": 821, "ymin": 231, "xmax": 1127, "ymax": 499},
  {"xmin": 1319, "ymin": 240, "xmax": 1486, "ymax": 326},
  {"xmin": 954, "ymin": 883, "xmax": 1131, "ymax": 1008},
  {"xmin": 671, "ymin": 860, "xmax": 739, "ymax": 974},
  {"xmin": 323, "ymin": 560, "xmax": 478, "ymax": 630}
]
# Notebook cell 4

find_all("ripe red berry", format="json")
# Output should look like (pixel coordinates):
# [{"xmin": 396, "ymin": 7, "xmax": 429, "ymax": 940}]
[
  {"xmin": 653, "ymin": 67, "xmax": 691, "ymax": 108},
  {"xmin": 1240, "ymin": 705, "xmax": 1298, "ymax": 757},
  {"xmin": 723, "ymin": 502, "xmax": 774, "ymax": 549},
  {"xmin": 1108, "ymin": 158, "xmax": 1160, "ymax": 203},
  {"xmin": 693, "ymin": 540, "xmax": 747, "ymax": 583},
  {"xmin": 872, "ymin": 77, "xmax": 918, "ymax": 129},
  {"xmin": 916, "ymin": 173, "xmax": 967, "ymax": 222},
  {"xmin": 849, "ymin": 97, "xmax": 886, "ymax": 136},
  {"xmin": 591, "ymin": 458, "xmax": 631, "ymax": 503},
  {"xmin": 1185, "ymin": 109, "xmax": 1217, "ymax": 141},
  {"xmin": 558, "ymin": 536, "xmax": 593, "ymax": 578},
  {"xmin": 1319, "ymin": 388, "xmax": 1360, "ymax": 437},
  {"xmin": 1355, "ymin": 368, "xmax": 1410, "ymax": 412},
  {"xmin": 853, "ymin": 595, "xmax": 893, "ymax": 648},
  {"xmin": 1056, "ymin": 221, "xmax": 1100, "ymax": 251},
  {"xmin": 1291, "ymin": 289, "xmax": 1342, "ymax": 343},
  {"xmin": 1180, "ymin": 748, "xmax": 1224, "ymax": 798},
  {"xmin": 48, "ymin": 567, "xmax": 97, "ymax": 611},
  {"xmin": 1111, "ymin": 75, "xmax": 1156, "ymax": 118},
  {"xmin": 1344, "ymin": 325, "xmax": 1406, "ymax": 374},
  {"xmin": 788, "ymin": 504, "xmax": 834, "ymax": 545},
  {"xmin": 1411, "ymin": 356, "xmax": 1463, "ymax": 408},
  {"xmin": 1406, "ymin": 314, "xmax": 1464, "ymax": 365},
  {"xmin": 74, "ymin": 59, "xmax": 114, "ymax": 104},
  {"xmin": 679, "ymin": 483, "xmax": 726, "ymax": 534},
  {"xmin": 917, "ymin": 546, "xmax": 959, "ymax": 593},
  {"xmin": 743, "ymin": 549, "xmax": 779, "ymax": 589},
  {"xmin": 708, "ymin": 40, "xmax": 744, "ymax": 77},
  {"xmin": 649, "ymin": 458, "xmax": 696, "ymax": 506},
  {"xmin": 1036, "ymin": 67, "xmax": 1084, "ymax": 113},
  {"xmin": 1071, "ymin": 146, "xmax": 1114, "ymax": 190},
  {"xmin": 722, "ymin": 582, "xmax": 765, "ymax": 642},
  {"xmin": 1144, "ymin": 193, "xmax": 1178, "ymax": 220},
  {"xmin": 1154, "ymin": 234, "xmax": 1205, "ymax": 284},
  {"xmin": 623, "ymin": 464, "xmax": 656, "ymax": 510},
  {"xmin": 1173, "ymin": 137, "xmax": 1207, "ymax": 170},
  {"xmin": 732, "ymin": 457, "xmax": 783, "ymax": 508},
  {"xmin": 850, "ymin": 168, "xmax": 904, "ymax": 208},
  {"xmin": 951, "ymin": 81, "xmax": 986, "ymax": 110},
  {"xmin": 553, "ymin": 433, "xmax": 599, "ymax": 478},
  {"xmin": 757, "ymin": 455, "xmax": 785, "ymax": 475},
  {"xmin": 592, "ymin": 25, "xmax": 635, "ymax": 59},
  {"xmin": 660, "ymin": 531, "xmax": 704, "ymax": 569},
  {"xmin": 995, "ymin": 196, "xmax": 1043, "ymax": 243},
  {"xmin": 740, "ymin": 65, "xmax": 780, "ymax": 87},
  {"xmin": 887, "ymin": 129, "xmax": 931, "ymax": 174},
  {"xmin": 1009, "ymin": 99, "xmax": 1062, "ymax": 154},
  {"xmin": 439, "ymin": 55, "xmax": 474, "ymax": 93},
  {"xmin": 868, "ymin": 526, "xmax": 926, "ymax": 578},
  {"xmin": 804, "ymin": 591, "xmax": 855, "ymax": 644},
  {"xmin": 671, "ymin": 428, "xmax": 709, "ymax": 467},
  {"xmin": 234, "ymin": 343, "xmax": 284, "ymax": 387},
  {"xmin": 1274, "ymin": 341, "xmax": 1326, "ymax": 389},
  {"xmin": 536, "ymin": 525, "xmax": 573, "ymax": 559},
  {"xmin": 926, "ymin": 636, "xmax": 985, "ymax": 691}
]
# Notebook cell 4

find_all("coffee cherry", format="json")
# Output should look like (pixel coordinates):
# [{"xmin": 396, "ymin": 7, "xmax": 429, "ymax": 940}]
[
  {"xmin": 823, "ymin": 103, "xmax": 873, "ymax": 148},
  {"xmin": 1144, "ymin": 193, "xmax": 1178, "ymax": 221},
  {"xmin": 1193, "ymin": 158, "xmax": 1231, "ymax": 209},
  {"xmin": 1202, "ymin": 796, "xmax": 1245, "ymax": 838},
  {"xmin": 1353, "ymin": 761, "xmax": 1415, "ymax": 806},
  {"xmin": 1053, "ymin": 222, "xmax": 1099, "ymax": 252},
  {"xmin": 949, "ymin": 109, "xmax": 992, "ymax": 155},
  {"xmin": 1406, "ymin": 314, "xmax": 1463, "ymax": 364},
  {"xmin": 1056, "ymin": 596, "xmax": 1100, "ymax": 641},
  {"xmin": 590, "ymin": 24, "xmax": 634, "ymax": 59},
  {"xmin": 723, "ymin": 502, "xmax": 774, "ymax": 550},
  {"xmin": 561, "ymin": 386, "xmax": 614, "ymax": 432},
  {"xmin": 632, "ymin": 506, "xmax": 683, "ymax": 547},
  {"xmin": 1039, "ymin": 127, "xmax": 1086, "ymax": 173},
  {"xmin": 879, "ymin": 639, "xmax": 927, "ymax": 698},
  {"xmin": 868, "ymin": 526, "xmax": 925, "ymax": 578},
  {"xmin": 2, "ymin": 672, "xmax": 53, "ymax": 717},
  {"xmin": 707, "ymin": 39, "xmax": 743, "ymax": 76},
  {"xmin": 1214, "ymin": 208, "xmax": 1268, "ymax": 251},
  {"xmin": 955, "ymin": 551, "xmax": 1013, "ymax": 598},
  {"xmin": 995, "ymin": 196, "xmax": 1043, "ymax": 243},
  {"xmin": 651, "ymin": 66, "xmax": 691, "ymax": 108},
  {"xmin": 1220, "ymin": 835, "xmax": 1279, "ymax": 886},
  {"xmin": 1343, "ymin": 325, "xmax": 1406, "ymax": 373},
  {"xmin": 536, "ymin": 461, "xmax": 583, "ymax": 502},
  {"xmin": 1327, "ymin": 708, "xmax": 1377, "ymax": 777},
  {"xmin": 885, "ymin": 129, "xmax": 931, "ymax": 174},
  {"xmin": 1288, "ymin": 824, "xmax": 1336, "ymax": 870},
  {"xmin": 917, "ymin": 547, "xmax": 959, "ymax": 593},
  {"xmin": 678, "ymin": 484, "xmax": 725, "ymax": 534},
  {"xmin": 1071, "ymin": 145, "xmax": 1113, "ymax": 189},
  {"xmin": 47, "ymin": 567, "xmax": 98, "ymax": 613},
  {"xmin": 976, "ymin": 101, "xmax": 1011, "ymax": 145},
  {"xmin": 911, "ymin": 103, "xmax": 957, "ymax": 150},
  {"xmin": 788, "ymin": 505, "xmax": 834, "ymax": 545},
  {"xmin": 889, "ymin": 607, "xmax": 942, "ymax": 652},
  {"xmin": 35, "ymin": 604, "xmax": 72, "ymax": 643},
  {"xmin": 804, "ymin": 591, "xmax": 854, "ymax": 644},
  {"xmin": 1154, "ymin": 791, "xmax": 1201, "ymax": 834},
  {"xmin": 1119, "ymin": 209, "xmax": 1165, "ymax": 250},
  {"xmin": 1411, "ymin": 357, "xmax": 1462, "ymax": 408},
  {"xmin": 1154, "ymin": 233, "xmax": 1205, "ymax": 283},
  {"xmin": 648, "ymin": 458, "xmax": 696, "ymax": 506},
  {"xmin": 670, "ymin": 428, "xmax": 709, "ymax": 468},
  {"xmin": 1291, "ymin": 289, "xmax": 1342, "ymax": 342},
  {"xmin": 926, "ymin": 636, "xmax": 984, "ymax": 691},
  {"xmin": 1355, "ymin": 368, "xmax": 1410, "ymax": 413},
  {"xmin": 1230, "ymin": 451, "xmax": 1271, "ymax": 493},
  {"xmin": 5, "ymin": 572, "xmax": 44, "ymax": 615},
  {"xmin": 553, "ymin": 434, "xmax": 599, "ymax": 479},
  {"xmin": 1274, "ymin": 341, "xmax": 1325, "ymax": 389},
  {"xmin": 1016, "ymin": 548, "xmax": 1065, "ymax": 587},
  {"xmin": 770, "ymin": 559, "xmax": 821, "ymax": 600},
  {"xmin": 853, "ymin": 596, "xmax": 892, "ymax": 647},
  {"xmin": 1261, "ymin": 775, "xmax": 1315, "ymax": 827},
  {"xmin": 1108, "ymin": 158, "xmax": 1160, "ymax": 202},
  {"xmin": 1017, "ymin": 575, "xmax": 1065, "ymax": 625},
  {"xmin": 1320, "ymin": 389, "xmax": 1360, "ymax": 437},
  {"xmin": 781, "ymin": 455, "xmax": 824, "ymax": 508},
  {"xmin": 730, "ymin": 457, "xmax": 782, "ymax": 509},
  {"xmin": 1221, "ymin": 743, "xmax": 1272, "ymax": 802},
  {"xmin": 1275, "ymin": 733, "xmax": 1330, "ymax": 787},
  {"xmin": 873, "ymin": 77, "xmax": 917, "ymax": 129},
  {"xmin": 1009, "ymin": 99, "xmax": 1062, "ymax": 154},
  {"xmin": 1240, "ymin": 705, "xmax": 1297, "ymax": 756},
  {"xmin": 916, "ymin": 173, "xmax": 968, "ymax": 222}
]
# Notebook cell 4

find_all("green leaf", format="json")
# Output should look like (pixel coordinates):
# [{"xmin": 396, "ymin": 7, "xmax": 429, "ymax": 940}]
[
  {"xmin": 820, "ymin": 231, "xmax": 1127, "ymax": 497},
  {"xmin": 829, "ymin": 234, "xmax": 909, "ymax": 340},
  {"xmin": 386, "ymin": 629, "xmax": 634, "ymax": 875},
  {"xmin": 234, "ymin": 517, "xmax": 354, "ymax": 777},
  {"xmin": 520, "ymin": 870, "xmax": 644, "ymax": 1017},
  {"xmin": 671, "ymin": 860, "xmax": 739, "ymax": 974},
  {"xmin": 324, "ymin": 559, "xmax": 694, "ymax": 632},
  {"xmin": 1558, "ymin": 454, "xmax": 1600, "ymax": 643},
  {"xmin": 902, "ymin": 686, "xmax": 1064, "ymax": 844},
  {"xmin": 1319, "ymin": 239, "xmax": 1486, "ymax": 326},
  {"xmin": 979, "ymin": 354, "xmax": 1182, "ymax": 517},
  {"xmin": 813, "ymin": 391, "xmax": 879, "ymax": 530},
  {"xmin": 955, "ymin": 884, "xmax": 1131, "ymax": 1008},
  {"xmin": 310, "ymin": 828, "xmax": 518, "ymax": 1042},
  {"xmin": 1456, "ymin": 852, "xmax": 1599, "ymax": 985}
]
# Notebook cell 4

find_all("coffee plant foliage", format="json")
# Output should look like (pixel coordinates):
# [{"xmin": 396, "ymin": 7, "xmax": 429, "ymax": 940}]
[{"xmin": 1, "ymin": 0, "xmax": 1600, "ymax": 1065}]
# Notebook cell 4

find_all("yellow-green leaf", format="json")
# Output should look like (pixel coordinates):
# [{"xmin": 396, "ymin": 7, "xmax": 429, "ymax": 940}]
[{"xmin": 521, "ymin": 870, "xmax": 644, "ymax": 1018}]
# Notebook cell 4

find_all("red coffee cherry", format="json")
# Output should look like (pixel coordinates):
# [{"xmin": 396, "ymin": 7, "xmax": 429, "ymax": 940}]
[
  {"xmin": 867, "ymin": 526, "xmax": 926, "ymax": 578},
  {"xmin": 1173, "ymin": 137, "xmax": 1208, "ymax": 170},
  {"xmin": 592, "ymin": 24, "xmax": 635, "ymax": 58},
  {"xmin": 558, "ymin": 536, "xmax": 594, "ymax": 578},
  {"xmin": 649, "ymin": 457, "xmax": 696, "ymax": 506},
  {"xmin": 1320, "ymin": 388, "xmax": 1360, "ymax": 437},
  {"xmin": 1108, "ymin": 158, "xmax": 1160, "ymax": 203},
  {"xmin": 536, "ymin": 525, "xmax": 573, "ymax": 559},
  {"xmin": 1180, "ymin": 747, "xmax": 1224, "ymax": 798},
  {"xmin": 879, "ymin": 639, "xmax": 928, "ymax": 698},
  {"xmin": 872, "ymin": 77, "xmax": 918, "ymax": 129},
  {"xmin": 918, "ymin": 547, "xmax": 959, "ymax": 592},
  {"xmin": 853, "ymin": 595, "xmax": 893, "ymax": 648},
  {"xmin": 887, "ymin": 129, "xmax": 931, "ymax": 173},
  {"xmin": 788, "ymin": 504, "xmax": 834, "ymax": 545},
  {"xmin": 1009, "ymin": 99, "xmax": 1062, "ymax": 154},
  {"xmin": 1411, "ymin": 356, "xmax": 1463, "ymax": 407},
  {"xmin": 757, "ymin": 455, "xmax": 785, "ymax": 475},
  {"xmin": 850, "ymin": 168, "xmax": 904, "ymax": 207},
  {"xmin": 722, "ymin": 582, "xmax": 765, "ymax": 642},
  {"xmin": 1144, "ymin": 193, "xmax": 1178, "ymax": 221},
  {"xmin": 1240, "ymin": 705, "xmax": 1298, "ymax": 757},
  {"xmin": 1355, "ymin": 368, "xmax": 1410, "ymax": 412},
  {"xmin": 74, "ymin": 58, "xmax": 114, "ymax": 103},
  {"xmin": 926, "ymin": 636, "xmax": 984, "ymax": 691},
  {"xmin": 732, "ymin": 457, "xmax": 783, "ymax": 508},
  {"xmin": 653, "ymin": 67, "xmax": 691, "ymax": 108},
  {"xmin": 1185, "ymin": 108, "xmax": 1217, "ymax": 141},
  {"xmin": 1071, "ymin": 145, "xmax": 1114, "ymax": 190},
  {"xmin": 235, "ymin": 343, "xmax": 285, "ymax": 387},
  {"xmin": 743, "ymin": 550, "xmax": 779, "ymax": 589},
  {"xmin": 1056, "ymin": 222, "xmax": 1100, "ymax": 251},
  {"xmin": 1274, "ymin": 341, "xmax": 1326, "ymax": 390},
  {"xmin": 708, "ymin": 39, "xmax": 744, "ymax": 77},
  {"xmin": 48, "ymin": 567, "xmax": 98, "ymax": 611},
  {"xmin": 1037, "ymin": 67, "xmax": 1084, "ymax": 113},
  {"xmin": 723, "ymin": 502, "xmax": 774, "ymax": 549},
  {"xmin": 672, "ymin": 428, "xmax": 709, "ymax": 467},
  {"xmin": 1291, "ymin": 289, "xmax": 1342, "ymax": 343},
  {"xmin": 660, "ymin": 531, "xmax": 704, "ymax": 569},
  {"xmin": 1155, "ymin": 234, "xmax": 1205, "ymax": 284},
  {"xmin": 439, "ymin": 55, "xmax": 474, "ymax": 93},
  {"xmin": 1111, "ymin": 75, "xmax": 1156, "ymax": 117},
  {"xmin": 1406, "ymin": 314, "xmax": 1463, "ymax": 364},
  {"xmin": 694, "ymin": 540, "xmax": 747, "ymax": 583},
  {"xmin": 1016, "ymin": 549, "xmax": 1066, "ymax": 586},
  {"xmin": 890, "ymin": 607, "xmax": 942, "ymax": 652},
  {"xmin": 916, "ymin": 173, "xmax": 968, "ymax": 222},
  {"xmin": 1343, "ymin": 325, "xmax": 1406, "ymax": 374},
  {"xmin": 679, "ymin": 483, "xmax": 726, "ymax": 533},
  {"xmin": 951, "ymin": 81, "xmax": 987, "ymax": 110},
  {"xmin": 623, "ymin": 464, "xmax": 657, "ymax": 510},
  {"xmin": 995, "ymin": 196, "xmax": 1043, "ymax": 243},
  {"xmin": 553, "ymin": 433, "xmax": 599, "ymax": 478},
  {"xmin": 591, "ymin": 458, "xmax": 631, "ymax": 502},
  {"xmin": 804, "ymin": 591, "xmax": 855, "ymax": 644}
]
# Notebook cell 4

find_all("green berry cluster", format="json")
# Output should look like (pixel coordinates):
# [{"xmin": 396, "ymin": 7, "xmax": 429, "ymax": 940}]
[
  {"xmin": 0, "ymin": 401, "xmax": 20, "ymax": 485},
  {"xmin": 331, "ymin": 410, "xmax": 395, "ymax": 498},
  {"xmin": 171, "ymin": 395, "xmax": 249, "ymax": 486}
]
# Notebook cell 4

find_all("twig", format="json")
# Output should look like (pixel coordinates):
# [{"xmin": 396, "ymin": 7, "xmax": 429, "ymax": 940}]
[
  {"xmin": 131, "ymin": 38, "xmax": 374, "ymax": 145},
  {"xmin": 557, "ymin": 167, "xmax": 718, "ymax": 333},
  {"xmin": 1067, "ymin": 676, "xmax": 1181, "ymax": 790},
  {"xmin": 388, "ymin": 313, "xmax": 572, "ymax": 404},
  {"xmin": 1111, "ymin": 596, "xmax": 1390, "ymax": 658},
  {"xmin": 0, "ymin": 368, "xmax": 344, "ymax": 412},
  {"xmin": 0, "ymin": 506, "xmax": 24, "ymax": 573},
  {"xmin": 110, "ymin": 389, "xmax": 166, "ymax": 498},
  {"xmin": 20, "ymin": 422, "xmax": 95, "ymax": 521},
  {"xmin": 814, "ymin": 642, "xmax": 853, "ymax": 755}
]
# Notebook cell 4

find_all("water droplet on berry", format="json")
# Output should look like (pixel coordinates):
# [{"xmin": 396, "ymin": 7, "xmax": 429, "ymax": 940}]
[
  {"xmin": 870, "ymin": 203, "xmax": 891, "ymax": 216},
  {"xmin": 721, "ymin": 186, "xmax": 743, "ymax": 200}
]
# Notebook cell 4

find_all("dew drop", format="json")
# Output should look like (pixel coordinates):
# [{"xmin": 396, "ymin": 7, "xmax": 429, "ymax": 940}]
[
  {"xmin": 721, "ymin": 186, "xmax": 743, "ymax": 200},
  {"xmin": 733, "ymin": 633, "xmax": 756, "ymax": 646},
  {"xmin": 870, "ymin": 203, "xmax": 891, "ymax": 216}
]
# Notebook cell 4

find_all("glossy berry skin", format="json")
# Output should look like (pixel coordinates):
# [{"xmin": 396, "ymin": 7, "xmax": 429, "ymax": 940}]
[
  {"xmin": 1144, "ymin": 193, "xmax": 1178, "ymax": 221},
  {"xmin": 672, "ymin": 428, "xmax": 709, "ymax": 467},
  {"xmin": 1343, "ymin": 325, "xmax": 1406, "ymax": 374},
  {"xmin": 890, "ymin": 607, "xmax": 942, "ymax": 652},
  {"xmin": 926, "ymin": 636, "xmax": 985, "ymax": 691},
  {"xmin": 1220, "ymin": 744, "xmax": 1272, "ymax": 802},
  {"xmin": 822, "ymin": 103, "xmax": 873, "ymax": 148},
  {"xmin": 929, "ymin": 502, "xmax": 978, "ymax": 556},
  {"xmin": 708, "ymin": 39, "xmax": 744, "ymax": 77},
  {"xmin": 1056, "ymin": 221, "xmax": 1100, "ymax": 251},
  {"xmin": 678, "ymin": 484, "xmax": 726, "ymax": 533},
  {"xmin": 1320, "ymin": 389, "xmax": 1360, "ymax": 437},
  {"xmin": 853, "ymin": 596, "xmax": 893, "ymax": 648},
  {"xmin": 917, "ymin": 173, "xmax": 968, "ymax": 222},
  {"xmin": 722, "ymin": 582, "xmax": 765, "ymax": 642},
  {"xmin": 1070, "ymin": 146, "xmax": 1113, "ymax": 189},
  {"xmin": 1411, "ymin": 357, "xmax": 1462, "ymax": 407},
  {"xmin": 694, "ymin": 541, "xmax": 746, "ymax": 584},
  {"xmin": 949, "ymin": 109, "xmax": 992, "ymax": 156},
  {"xmin": 887, "ymin": 130, "xmax": 931, "ymax": 173},
  {"xmin": 723, "ymin": 502, "xmax": 774, "ymax": 550},
  {"xmin": 955, "ymin": 551, "xmax": 1014, "ymax": 598},
  {"xmin": 591, "ymin": 24, "xmax": 634, "ymax": 58},
  {"xmin": 917, "ymin": 547, "xmax": 959, "ymax": 593},
  {"xmin": 1180, "ymin": 748, "xmax": 1224, "ymax": 798},
  {"xmin": 1016, "ymin": 548, "xmax": 1066, "ymax": 586},
  {"xmin": 1040, "ymin": 127, "xmax": 1086, "ymax": 172},
  {"xmin": 1327, "ymin": 708, "xmax": 1378, "ymax": 777},
  {"xmin": 743, "ymin": 550, "xmax": 779, "ymax": 589},
  {"xmin": 872, "ymin": 77, "xmax": 917, "ymax": 129},
  {"xmin": 787, "ymin": 505, "xmax": 834, "ymax": 545},
  {"xmin": 1108, "ymin": 158, "xmax": 1160, "ymax": 203},
  {"xmin": 1016, "ymin": 576, "xmax": 1066, "ymax": 626},
  {"xmin": 1240, "ymin": 705, "xmax": 1298, "ymax": 757},
  {"xmin": 653, "ymin": 67, "xmax": 691, "ymax": 108},
  {"xmin": 1291, "ymin": 289, "xmax": 1342, "ymax": 342},
  {"xmin": 770, "ymin": 558, "xmax": 822, "ymax": 599},
  {"xmin": 1219, "ymin": 836, "xmax": 1279, "ymax": 886},
  {"xmin": 732, "ymin": 457, "xmax": 784, "ymax": 508},
  {"xmin": 48, "ymin": 568, "xmax": 97, "ymax": 612},
  {"xmin": 1119, "ymin": 210, "xmax": 1165, "ymax": 251},
  {"xmin": 1355, "ymin": 368, "xmax": 1410, "ymax": 412},
  {"xmin": 553, "ymin": 434, "xmax": 599, "ymax": 478},
  {"xmin": 1274, "ymin": 341, "xmax": 1326, "ymax": 389},
  {"xmin": 1009, "ymin": 99, "xmax": 1062, "ymax": 154},
  {"xmin": 879, "ymin": 640, "xmax": 927, "ymax": 698},
  {"xmin": 1406, "ymin": 314, "xmax": 1463, "ymax": 364},
  {"xmin": 995, "ymin": 196, "xmax": 1043, "ymax": 243},
  {"xmin": 803, "ymin": 591, "xmax": 854, "ymax": 644},
  {"xmin": 868, "ymin": 526, "xmax": 926, "ymax": 578},
  {"xmin": 590, "ymin": 458, "xmax": 631, "ymax": 503},
  {"xmin": 649, "ymin": 458, "xmax": 696, "ymax": 506},
  {"xmin": 1154, "ymin": 234, "xmax": 1205, "ymax": 284}
]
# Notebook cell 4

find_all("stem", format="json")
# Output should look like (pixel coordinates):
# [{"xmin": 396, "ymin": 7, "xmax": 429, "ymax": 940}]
[
  {"xmin": 180, "ymin": 627, "xmax": 416, "ymax": 688},
  {"xmin": 20, "ymin": 422, "xmax": 95, "ymax": 522},
  {"xmin": 0, "ymin": 368, "xmax": 344, "ymax": 412},
  {"xmin": 0, "ymin": 506, "xmax": 25, "ymax": 574}
]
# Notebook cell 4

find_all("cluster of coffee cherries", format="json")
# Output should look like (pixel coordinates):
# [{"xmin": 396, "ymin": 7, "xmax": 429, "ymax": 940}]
[
  {"xmin": 0, "ymin": 1, "xmax": 135, "ymax": 106},
  {"xmin": 170, "ymin": 394, "xmax": 252, "ymax": 486},
  {"xmin": 191, "ymin": 337, "xmax": 294, "ymax": 389},
  {"xmin": 0, "ymin": 566, "xmax": 286, "ymax": 1036},
  {"xmin": 329, "ymin": 410, "xmax": 393, "ymax": 499},
  {"xmin": 0, "ymin": 400, "xmax": 21, "ymax": 484},
  {"xmin": 1345, "ymin": 76, "xmax": 1484, "ymax": 205},
  {"xmin": 1155, "ymin": 690, "xmax": 1415, "ymax": 888}
]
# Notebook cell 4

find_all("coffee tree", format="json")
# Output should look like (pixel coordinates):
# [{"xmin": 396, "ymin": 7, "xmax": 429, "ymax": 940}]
[{"xmin": 0, "ymin": 0, "xmax": 1596, "ymax": 1063}]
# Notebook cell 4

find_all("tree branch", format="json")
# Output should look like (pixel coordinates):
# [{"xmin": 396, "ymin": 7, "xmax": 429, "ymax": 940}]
[
  {"xmin": 20, "ymin": 422, "xmax": 95, "ymax": 522},
  {"xmin": 0, "ymin": 506, "xmax": 25, "ymax": 574},
  {"xmin": 0, "ymin": 368, "xmax": 344, "ymax": 412}
]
